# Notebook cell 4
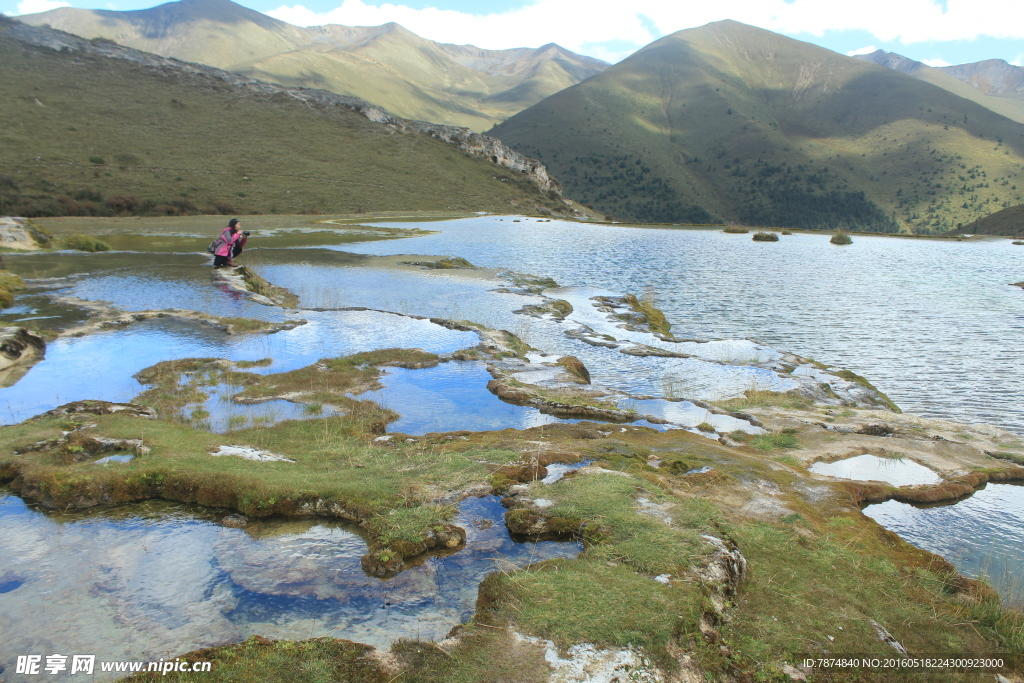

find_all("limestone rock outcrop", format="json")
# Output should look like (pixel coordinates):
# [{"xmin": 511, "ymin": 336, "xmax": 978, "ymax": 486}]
[
  {"xmin": 0, "ymin": 327, "xmax": 45, "ymax": 387},
  {"xmin": 0, "ymin": 217, "xmax": 52, "ymax": 251}
]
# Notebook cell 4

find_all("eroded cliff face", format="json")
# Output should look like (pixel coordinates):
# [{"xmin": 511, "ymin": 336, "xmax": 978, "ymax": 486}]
[
  {"xmin": 399, "ymin": 124, "xmax": 560, "ymax": 195},
  {"xmin": 2, "ymin": 19, "xmax": 561, "ymax": 197}
]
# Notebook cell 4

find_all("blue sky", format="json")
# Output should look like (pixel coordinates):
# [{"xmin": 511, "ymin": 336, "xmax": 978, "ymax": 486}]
[{"xmin": 9, "ymin": 0, "xmax": 1024, "ymax": 67}]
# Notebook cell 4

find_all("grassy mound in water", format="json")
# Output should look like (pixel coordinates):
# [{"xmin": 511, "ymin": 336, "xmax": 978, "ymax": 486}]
[
  {"xmin": 623, "ymin": 292, "xmax": 672, "ymax": 336},
  {"xmin": 59, "ymin": 233, "xmax": 110, "ymax": 252},
  {"xmin": 0, "ymin": 408, "xmax": 489, "ymax": 572},
  {"xmin": 402, "ymin": 256, "xmax": 476, "ymax": 269},
  {"xmin": 0, "ymin": 271, "xmax": 26, "ymax": 307},
  {"xmin": 235, "ymin": 266, "xmax": 300, "ymax": 307},
  {"xmin": 2, "ymin": 409, "xmax": 1023, "ymax": 679},
  {"xmin": 132, "ymin": 350, "xmax": 440, "ymax": 431}
]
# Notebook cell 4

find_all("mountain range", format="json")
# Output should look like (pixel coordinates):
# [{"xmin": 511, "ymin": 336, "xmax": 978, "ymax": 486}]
[
  {"xmin": 17, "ymin": 0, "xmax": 607, "ymax": 131},
  {"xmin": 492, "ymin": 20, "xmax": 1024, "ymax": 232},
  {"xmin": 855, "ymin": 50, "xmax": 1024, "ymax": 126},
  {"xmin": 11, "ymin": 2, "xmax": 1024, "ymax": 234}
]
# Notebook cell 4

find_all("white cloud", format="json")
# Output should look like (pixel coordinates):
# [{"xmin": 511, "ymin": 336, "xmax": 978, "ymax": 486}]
[
  {"xmin": 846, "ymin": 45, "xmax": 877, "ymax": 56},
  {"xmin": 638, "ymin": 0, "xmax": 1024, "ymax": 44},
  {"xmin": 266, "ymin": 0, "xmax": 1024, "ymax": 62},
  {"xmin": 15, "ymin": 0, "xmax": 70, "ymax": 14},
  {"xmin": 921, "ymin": 57, "xmax": 951, "ymax": 67},
  {"xmin": 1012, "ymin": 54, "xmax": 1024, "ymax": 67}
]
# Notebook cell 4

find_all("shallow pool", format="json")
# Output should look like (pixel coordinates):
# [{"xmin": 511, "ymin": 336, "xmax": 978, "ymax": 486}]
[
  {"xmin": 864, "ymin": 484, "xmax": 1024, "ymax": 605},
  {"xmin": 810, "ymin": 454, "xmax": 942, "ymax": 487},
  {"xmin": 0, "ymin": 491, "xmax": 579, "ymax": 682}
]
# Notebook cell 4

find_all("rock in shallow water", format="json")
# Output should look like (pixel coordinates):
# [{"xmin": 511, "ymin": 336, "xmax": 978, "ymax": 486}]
[{"xmin": 0, "ymin": 327, "xmax": 45, "ymax": 387}]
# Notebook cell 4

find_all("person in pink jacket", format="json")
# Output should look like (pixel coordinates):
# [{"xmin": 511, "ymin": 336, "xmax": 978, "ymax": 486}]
[{"xmin": 212, "ymin": 219, "xmax": 242, "ymax": 268}]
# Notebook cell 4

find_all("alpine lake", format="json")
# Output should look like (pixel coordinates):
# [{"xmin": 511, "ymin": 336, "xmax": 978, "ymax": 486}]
[{"xmin": 1, "ymin": 214, "xmax": 1022, "ymax": 682}]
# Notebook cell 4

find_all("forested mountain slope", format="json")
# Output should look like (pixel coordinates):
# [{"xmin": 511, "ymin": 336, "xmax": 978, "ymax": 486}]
[{"xmin": 494, "ymin": 21, "xmax": 1024, "ymax": 232}]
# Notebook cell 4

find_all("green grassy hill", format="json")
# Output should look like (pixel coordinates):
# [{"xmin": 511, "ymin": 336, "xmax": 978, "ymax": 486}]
[
  {"xmin": 0, "ymin": 18, "xmax": 567, "ymax": 218},
  {"xmin": 856, "ymin": 51, "xmax": 1024, "ymax": 125},
  {"xmin": 952, "ymin": 204, "xmax": 1024, "ymax": 237},
  {"xmin": 492, "ymin": 20, "xmax": 1024, "ymax": 232},
  {"xmin": 18, "ymin": 0, "xmax": 607, "ymax": 132}
]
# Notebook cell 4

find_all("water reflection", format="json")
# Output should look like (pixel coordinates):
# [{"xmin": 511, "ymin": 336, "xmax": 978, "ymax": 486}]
[
  {"xmin": 0, "ymin": 492, "xmax": 579, "ymax": 682},
  {"xmin": 810, "ymin": 454, "xmax": 942, "ymax": 487},
  {"xmin": 864, "ymin": 484, "xmax": 1024, "ymax": 605},
  {"xmin": 361, "ymin": 362, "xmax": 567, "ymax": 434},
  {"xmin": 0, "ymin": 314, "xmax": 478, "ymax": 425}
]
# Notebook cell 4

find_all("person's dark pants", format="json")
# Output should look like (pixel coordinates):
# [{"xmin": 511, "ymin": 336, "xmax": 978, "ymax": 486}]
[{"xmin": 213, "ymin": 254, "xmax": 231, "ymax": 268}]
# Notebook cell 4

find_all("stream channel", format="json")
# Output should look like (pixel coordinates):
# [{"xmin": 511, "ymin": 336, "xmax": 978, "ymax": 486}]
[{"xmin": 1, "ymin": 215, "xmax": 1022, "ymax": 677}]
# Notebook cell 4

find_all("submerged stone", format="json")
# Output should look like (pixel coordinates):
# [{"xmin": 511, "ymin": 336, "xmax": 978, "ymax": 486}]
[
  {"xmin": 209, "ymin": 445, "xmax": 296, "ymax": 463},
  {"xmin": 0, "ymin": 327, "xmax": 45, "ymax": 387}
]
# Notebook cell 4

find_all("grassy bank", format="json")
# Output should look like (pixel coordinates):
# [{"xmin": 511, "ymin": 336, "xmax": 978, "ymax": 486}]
[
  {"xmin": 0, "ymin": 408, "xmax": 509, "ymax": 573},
  {"xmin": 0, "ymin": 27, "xmax": 566, "ymax": 218}
]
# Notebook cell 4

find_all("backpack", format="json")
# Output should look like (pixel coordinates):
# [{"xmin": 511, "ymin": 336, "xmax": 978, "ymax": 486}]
[{"xmin": 207, "ymin": 236, "xmax": 223, "ymax": 254}]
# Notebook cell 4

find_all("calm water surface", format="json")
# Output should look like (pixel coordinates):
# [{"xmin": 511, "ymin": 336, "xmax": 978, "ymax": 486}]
[
  {"xmin": 809, "ymin": 454, "xmax": 942, "ymax": 487},
  {"xmin": 0, "ymin": 313, "xmax": 478, "ymax": 425}
]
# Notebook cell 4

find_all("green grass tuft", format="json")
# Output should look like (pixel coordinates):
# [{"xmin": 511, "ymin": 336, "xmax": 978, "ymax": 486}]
[
  {"xmin": 60, "ymin": 234, "xmax": 110, "ymax": 252},
  {"xmin": 751, "ymin": 430, "xmax": 801, "ymax": 451}
]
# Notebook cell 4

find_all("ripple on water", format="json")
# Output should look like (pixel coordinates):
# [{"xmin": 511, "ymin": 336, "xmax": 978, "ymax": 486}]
[{"xmin": 339, "ymin": 217, "xmax": 1024, "ymax": 433}]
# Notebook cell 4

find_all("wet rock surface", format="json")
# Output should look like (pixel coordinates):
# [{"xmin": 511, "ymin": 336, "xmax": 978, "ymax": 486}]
[
  {"xmin": 215, "ymin": 266, "xmax": 300, "ymax": 307},
  {"xmin": 40, "ymin": 400, "xmax": 156, "ymax": 419},
  {"xmin": 0, "ymin": 217, "xmax": 51, "ymax": 251},
  {"xmin": 0, "ymin": 327, "xmax": 44, "ymax": 387},
  {"xmin": 53, "ymin": 296, "xmax": 305, "ymax": 337}
]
